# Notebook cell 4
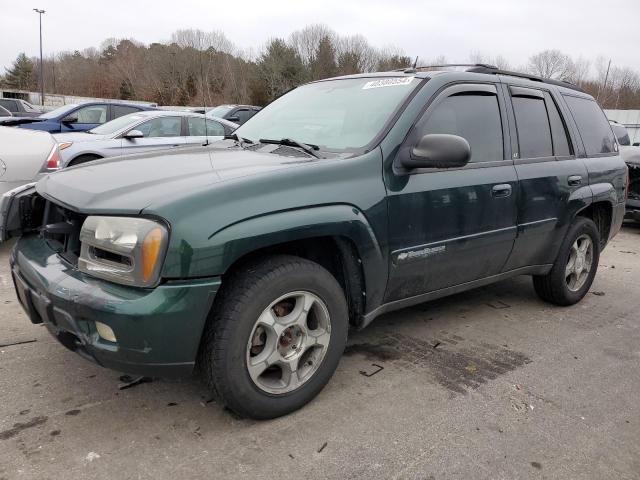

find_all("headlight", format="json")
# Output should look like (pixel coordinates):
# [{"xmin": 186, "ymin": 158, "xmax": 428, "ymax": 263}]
[{"xmin": 78, "ymin": 216, "xmax": 169, "ymax": 287}]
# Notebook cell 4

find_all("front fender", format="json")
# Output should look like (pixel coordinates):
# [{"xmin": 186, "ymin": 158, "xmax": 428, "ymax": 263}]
[{"xmin": 162, "ymin": 204, "xmax": 388, "ymax": 310}]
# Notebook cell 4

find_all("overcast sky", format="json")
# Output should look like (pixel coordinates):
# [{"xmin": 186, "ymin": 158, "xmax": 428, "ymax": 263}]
[{"xmin": 2, "ymin": 0, "xmax": 639, "ymax": 74}]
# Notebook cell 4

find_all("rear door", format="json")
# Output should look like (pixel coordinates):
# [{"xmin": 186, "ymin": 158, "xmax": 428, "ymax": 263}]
[
  {"xmin": 501, "ymin": 84, "xmax": 588, "ymax": 270},
  {"xmin": 385, "ymin": 82, "xmax": 518, "ymax": 301},
  {"xmin": 110, "ymin": 104, "xmax": 142, "ymax": 121},
  {"xmin": 119, "ymin": 116, "xmax": 186, "ymax": 155},
  {"xmin": 185, "ymin": 116, "xmax": 227, "ymax": 146}
]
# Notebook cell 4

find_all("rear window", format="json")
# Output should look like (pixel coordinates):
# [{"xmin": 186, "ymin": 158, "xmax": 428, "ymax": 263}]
[
  {"xmin": 564, "ymin": 96, "xmax": 616, "ymax": 155},
  {"xmin": 0, "ymin": 99, "xmax": 17, "ymax": 112}
]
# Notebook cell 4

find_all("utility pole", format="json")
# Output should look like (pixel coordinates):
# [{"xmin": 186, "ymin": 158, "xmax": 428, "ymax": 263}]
[
  {"xmin": 596, "ymin": 58, "xmax": 611, "ymax": 105},
  {"xmin": 33, "ymin": 8, "xmax": 45, "ymax": 106}
]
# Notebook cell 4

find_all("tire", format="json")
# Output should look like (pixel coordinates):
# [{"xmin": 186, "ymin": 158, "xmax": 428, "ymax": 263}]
[
  {"xmin": 200, "ymin": 255, "xmax": 349, "ymax": 419},
  {"xmin": 68, "ymin": 154, "xmax": 102, "ymax": 167},
  {"xmin": 533, "ymin": 217, "xmax": 600, "ymax": 306}
]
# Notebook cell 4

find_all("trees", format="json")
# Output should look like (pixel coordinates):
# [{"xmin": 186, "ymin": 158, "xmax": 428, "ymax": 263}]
[
  {"xmin": 5, "ymin": 53, "xmax": 35, "ymax": 90},
  {"xmin": 5, "ymin": 28, "xmax": 639, "ymax": 110}
]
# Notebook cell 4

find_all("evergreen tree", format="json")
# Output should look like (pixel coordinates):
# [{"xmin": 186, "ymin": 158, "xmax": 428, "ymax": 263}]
[
  {"xmin": 5, "ymin": 53, "xmax": 35, "ymax": 90},
  {"xmin": 310, "ymin": 36, "xmax": 337, "ymax": 80}
]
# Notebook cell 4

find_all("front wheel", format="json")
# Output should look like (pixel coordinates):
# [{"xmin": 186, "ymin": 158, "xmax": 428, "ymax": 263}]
[
  {"xmin": 533, "ymin": 217, "xmax": 600, "ymax": 306},
  {"xmin": 200, "ymin": 255, "xmax": 348, "ymax": 419}
]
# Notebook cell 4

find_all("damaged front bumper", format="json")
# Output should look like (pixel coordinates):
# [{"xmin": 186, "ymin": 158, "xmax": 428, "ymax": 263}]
[{"xmin": 10, "ymin": 234, "xmax": 220, "ymax": 377}]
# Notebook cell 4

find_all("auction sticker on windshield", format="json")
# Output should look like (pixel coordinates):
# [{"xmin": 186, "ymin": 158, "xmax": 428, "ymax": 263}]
[{"xmin": 362, "ymin": 77, "xmax": 415, "ymax": 89}]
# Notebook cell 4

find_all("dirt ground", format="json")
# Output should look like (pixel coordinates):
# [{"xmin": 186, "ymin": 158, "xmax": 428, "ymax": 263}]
[{"xmin": 1, "ymin": 225, "xmax": 639, "ymax": 480}]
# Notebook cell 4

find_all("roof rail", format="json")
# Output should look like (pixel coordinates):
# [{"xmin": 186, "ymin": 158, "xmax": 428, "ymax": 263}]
[
  {"xmin": 395, "ymin": 63, "xmax": 497, "ymax": 73},
  {"xmin": 467, "ymin": 65, "xmax": 585, "ymax": 93},
  {"xmin": 393, "ymin": 63, "xmax": 585, "ymax": 93}
]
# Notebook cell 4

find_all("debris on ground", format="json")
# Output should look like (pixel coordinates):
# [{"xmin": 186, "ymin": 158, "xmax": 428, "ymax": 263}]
[
  {"xmin": 85, "ymin": 452, "xmax": 101, "ymax": 462},
  {"xmin": 317, "ymin": 442, "xmax": 328, "ymax": 453},
  {"xmin": 591, "ymin": 291, "xmax": 605, "ymax": 296},
  {"xmin": 118, "ymin": 375, "xmax": 153, "ymax": 390},
  {"xmin": 359, "ymin": 363, "xmax": 384, "ymax": 377}
]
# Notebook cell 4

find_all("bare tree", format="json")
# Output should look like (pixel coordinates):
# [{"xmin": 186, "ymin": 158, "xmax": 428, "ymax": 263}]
[{"xmin": 527, "ymin": 49, "xmax": 572, "ymax": 79}]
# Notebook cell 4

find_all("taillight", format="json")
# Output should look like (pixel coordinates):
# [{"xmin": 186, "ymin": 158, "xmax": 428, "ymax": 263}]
[{"xmin": 45, "ymin": 145, "xmax": 60, "ymax": 170}]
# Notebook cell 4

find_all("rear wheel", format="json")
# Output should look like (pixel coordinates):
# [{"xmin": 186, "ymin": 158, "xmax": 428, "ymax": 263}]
[
  {"xmin": 200, "ymin": 255, "xmax": 348, "ymax": 419},
  {"xmin": 533, "ymin": 217, "xmax": 600, "ymax": 306}
]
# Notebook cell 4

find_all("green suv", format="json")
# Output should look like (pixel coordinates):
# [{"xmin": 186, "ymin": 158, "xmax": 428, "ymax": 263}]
[{"xmin": 2, "ymin": 66, "xmax": 628, "ymax": 419}]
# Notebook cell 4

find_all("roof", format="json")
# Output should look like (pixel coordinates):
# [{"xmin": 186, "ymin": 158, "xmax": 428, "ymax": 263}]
[{"xmin": 319, "ymin": 64, "xmax": 585, "ymax": 94}]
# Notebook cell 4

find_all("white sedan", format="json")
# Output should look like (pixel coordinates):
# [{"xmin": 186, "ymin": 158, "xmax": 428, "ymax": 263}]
[
  {"xmin": 0, "ymin": 126, "xmax": 59, "ymax": 196},
  {"xmin": 54, "ymin": 111, "xmax": 238, "ymax": 168}
]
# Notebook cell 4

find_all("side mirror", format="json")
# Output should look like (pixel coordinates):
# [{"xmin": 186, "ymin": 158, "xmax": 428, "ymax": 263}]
[
  {"xmin": 402, "ymin": 134, "xmax": 471, "ymax": 169},
  {"xmin": 123, "ymin": 129, "xmax": 144, "ymax": 139},
  {"xmin": 226, "ymin": 115, "xmax": 240, "ymax": 122},
  {"xmin": 61, "ymin": 115, "xmax": 78, "ymax": 123}
]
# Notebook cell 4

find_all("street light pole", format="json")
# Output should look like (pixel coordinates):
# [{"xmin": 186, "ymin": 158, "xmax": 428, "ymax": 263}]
[{"xmin": 33, "ymin": 8, "xmax": 45, "ymax": 106}]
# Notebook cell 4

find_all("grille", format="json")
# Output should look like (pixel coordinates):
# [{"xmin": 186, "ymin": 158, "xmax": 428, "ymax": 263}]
[{"xmin": 41, "ymin": 200, "xmax": 86, "ymax": 265}]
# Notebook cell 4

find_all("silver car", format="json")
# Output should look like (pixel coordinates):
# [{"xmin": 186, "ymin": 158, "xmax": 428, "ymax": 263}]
[
  {"xmin": 0, "ymin": 126, "xmax": 59, "ymax": 196},
  {"xmin": 54, "ymin": 111, "xmax": 238, "ymax": 167}
]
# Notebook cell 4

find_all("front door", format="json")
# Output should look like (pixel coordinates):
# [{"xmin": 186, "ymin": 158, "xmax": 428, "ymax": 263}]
[
  {"xmin": 385, "ymin": 83, "xmax": 518, "ymax": 302},
  {"xmin": 61, "ymin": 104, "xmax": 108, "ymax": 132},
  {"xmin": 120, "ymin": 116, "xmax": 186, "ymax": 155}
]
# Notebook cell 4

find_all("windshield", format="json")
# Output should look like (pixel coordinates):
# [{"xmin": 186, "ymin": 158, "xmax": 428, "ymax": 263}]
[
  {"xmin": 89, "ymin": 113, "xmax": 147, "ymax": 135},
  {"xmin": 39, "ymin": 104, "xmax": 79, "ymax": 119},
  {"xmin": 235, "ymin": 77, "xmax": 420, "ymax": 152},
  {"xmin": 208, "ymin": 105, "xmax": 234, "ymax": 118}
]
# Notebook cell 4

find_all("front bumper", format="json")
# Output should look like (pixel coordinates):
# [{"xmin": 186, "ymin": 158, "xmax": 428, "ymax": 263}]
[{"xmin": 10, "ymin": 234, "xmax": 220, "ymax": 377}]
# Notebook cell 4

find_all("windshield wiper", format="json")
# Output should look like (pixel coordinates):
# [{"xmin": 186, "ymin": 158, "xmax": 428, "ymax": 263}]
[
  {"xmin": 259, "ymin": 138, "xmax": 320, "ymax": 159},
  {"xmin": 224, "ymin": 133, "xmax": 253, "ymax": 146}
]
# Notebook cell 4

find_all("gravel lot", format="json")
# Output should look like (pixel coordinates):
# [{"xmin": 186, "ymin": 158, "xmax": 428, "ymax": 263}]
[{"xmin": 1, "ymin": 225, "xmax": 639, "ymax": 480}]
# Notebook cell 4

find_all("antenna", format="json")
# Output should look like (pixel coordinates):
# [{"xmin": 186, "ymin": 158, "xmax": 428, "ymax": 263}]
[
  {"xmin": 199, "ymin": 32, "xmax": 209, "ymax": 146},
  {"xmin": 412, "ymin": 56, "xmax": 418, "ymax": 69}
]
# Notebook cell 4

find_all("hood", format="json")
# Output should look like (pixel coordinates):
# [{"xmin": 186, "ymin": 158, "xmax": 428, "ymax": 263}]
[
  {"xmin": 36, "ymin": 142, "xmax": 314, "ymax": 214},
  {"xmin": 620, "ymin": 145, "xmax": 640, "ymax": 166},
  {"xmin": 53, "ymin": 131, "xmax": 110, "ymax": 143}
]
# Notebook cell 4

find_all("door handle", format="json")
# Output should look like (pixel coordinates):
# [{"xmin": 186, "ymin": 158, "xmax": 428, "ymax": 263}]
[
  {"xmin": 491, "ymin": 184, "xmax": 512, "ymax": 198},
  {"xmin": 568, "ymin": 175, "xmax": 582, "ymax": 186}
]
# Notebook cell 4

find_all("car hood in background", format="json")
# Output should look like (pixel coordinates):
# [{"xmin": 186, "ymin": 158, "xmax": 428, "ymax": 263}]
[
  {"xmin": 0, "ymin": 117, "xmax": 45, "ymax": 126},
  {"xmin": 36, "ymin": 143, "xmax": 313, "ymax": 214},
  {"xmin": 53, "ymin": 131, "xmax": 111, "ymax": 143},
  {"xmin": 620, "ymin": 146, "xmax": 640, "ymax": 166}
]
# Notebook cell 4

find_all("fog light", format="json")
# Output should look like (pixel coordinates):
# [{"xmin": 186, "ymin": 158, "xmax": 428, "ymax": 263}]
[{"xmin": 95, "ymin": 322, "xmax": 117, "ymax": 342}]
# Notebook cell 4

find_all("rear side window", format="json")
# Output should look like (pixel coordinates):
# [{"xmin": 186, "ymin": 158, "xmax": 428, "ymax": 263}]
[
  {"xmin": 512, "ymin": 95, "xmax": 553, "ymax": 158},
  {"xmin": 419, "ymin": 92, "xmax": 503, "ymax": 163},
  {"xmin": 112, "ymin": 105, "xmax": 140, "ymax": 119},
  {"xmin": 544, "ymin": 93, "xmax": 572, "ymax": 156},
  {"xmin": 564, "ymin": 96, "xmax": 616, "ymax": 155},
  {"xmin": 187, "ymin": 117, "xmax": 225, "ymax": 136}
]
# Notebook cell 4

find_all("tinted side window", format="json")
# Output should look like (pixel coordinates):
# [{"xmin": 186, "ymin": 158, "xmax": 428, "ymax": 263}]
[
  {"xmin": 113, "ymin": 105, "xmax": 140, "ymax": 119},
  {"xmin": 0, "ymin": 99, "xmax": 18, "ymax": 112},
  {"xmin": 235, "ymin": 109, "xmax": 253, "ymax": 124},
  {"xmin": 564, "ymin": 96, "xmax": 616, "ymax": 155},
  {"xmin": 420, "ymin": 92, "xmax": 503, "ymax": 163},
  {"xmin": 544, "ymin": 93, "xmax": 571, "ymax": 156},
  {"xmin": 512, "ymin": 94, "xmax": 553, "ymax": 159}
]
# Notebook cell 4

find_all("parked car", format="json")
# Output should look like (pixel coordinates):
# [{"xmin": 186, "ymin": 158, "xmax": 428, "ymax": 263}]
[
  {"xmin": 3, "ymin": 66, "xmax": 627, "ymax": 419},
  {"xmin": 206, "ymin": 104, "xmax": 261, "ymax": 124},
  {"xmin": 0, "ymin": 98, "xmax": 43, "ymax": 117},
  {"xmin": 54, "ymin": 111, "xmax": 238, "ymax": 167},
  {"xmin": 0, "ymin": 126, "xmax": 58, "ymax": 196},
  {"xmin": 0, "ymin": 102, "xmax": 156, "ymax": 133},
  {"xmin": 610, "ymin": 120, "xmax": 640, "ymax": 221},
  {"xmin": 0, "ymin": 105, "xmax": 11, "ymax": 117}
]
